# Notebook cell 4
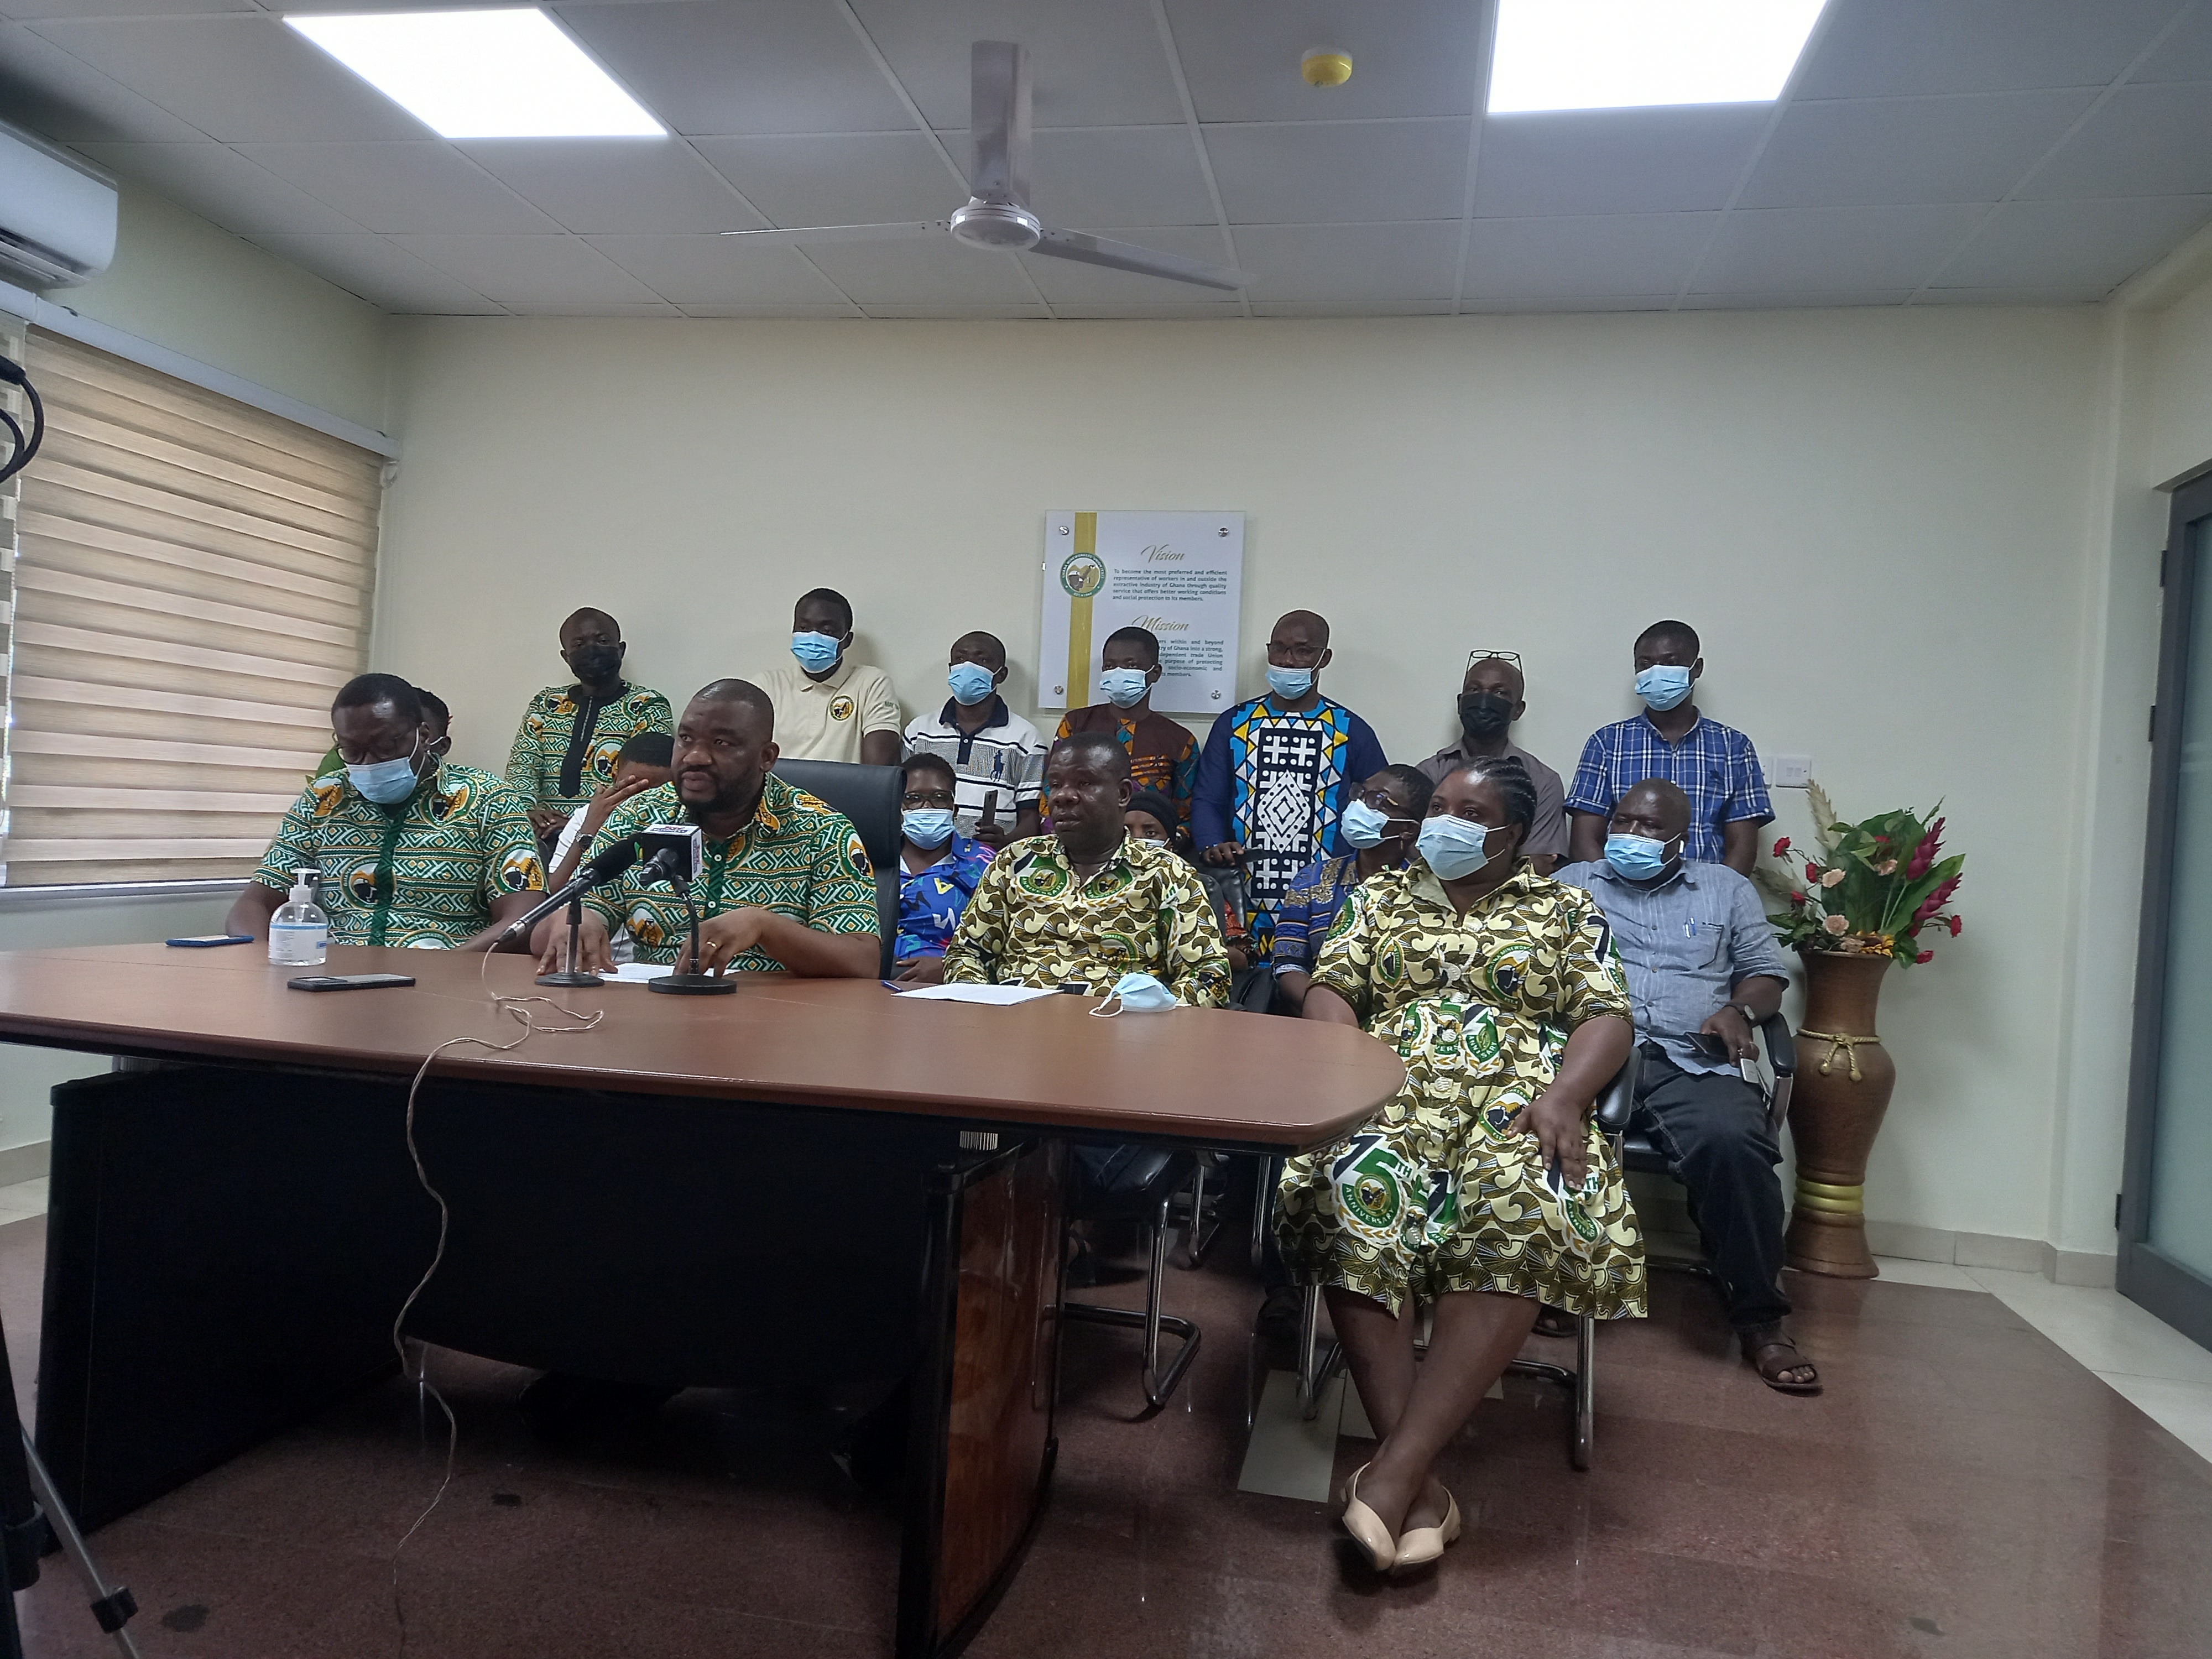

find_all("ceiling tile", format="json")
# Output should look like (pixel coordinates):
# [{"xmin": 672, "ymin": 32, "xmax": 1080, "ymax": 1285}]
[
  {"xmin": 1248, "ymin": 299, "xmax": 1453, "ymax": 316},
  {"xmin": 1933, "ymin": 194, "xmax": 2212, "ymax": 290},
  {"xmin": 796, "ymin": 235, "xmax": 1040, "ymax": 304},
  {"xmin": 72, "ymin": 140, "xmax": 363, "ymax": 234},
  {"xmin": 1164, "ymin": 0, "xmax": 1482, "ymax": 123},
  {"xmin": 2019, "ymin": 82, "xmax": 2212, "ymax": 200},
  {"xmin": 1474, "ymin": 107, "xmax": 1768, "ymax": 218},
  {"xmin": 1691, "ymin": 203, "xmax": 1986, "ymax": 293},
  {"xmin": 858, "ymin": 303, "xmax": 1048, "ymax": 317},
  {"xmin": 1910, "ymin": 285, "xmax": 2111, "ymax": 305},
  {"xmin": 1028, "ymin": 127, "xmax": 1215, "ymax": 228},
  {"xmin": 554, "ymin": 2, "xmax": 916, "ymax": 135},
  {"xmin": 1229, "ymin": 220, "xmax": 1462, "ymax": 302},
  {"xmin": 387, "ymin": 234, "xmax": 663, "ymax": 305},
  {"xmin": 1050, "ymin": 301, "xmax": 1245, "ymax": 319},
  {"xmin": 1, "ymin": 0, "xmax": 253, "ymax": 20},
  {"xmin": 1795, "ymin": 0, "xmax": 2183, "ymax": 98},
  {"xmin": 1743, "ymin": 90, "xmax": 2097, "ymax": 208},
  {"xmin": 26, "ymin": 15, "xmax": 429, "ymax": 142},
  {"xmin": 244, "ymin": 231, "xmax": 503, "ymax": 313},
  {"xmin": 1464, "ymin": 213, "xmax": 1715, "ymax": 300},
  {"xmin": 1015, "ymin": 225, "xmax": 1237, "ymax": 302},
  {"xmin": 1677, "ymin": 289, "xmax": 1911, "ymax": 310},
  {"xmin": 1207, "ymin": 119, "xmax": 1467, "ymax": 225},
  {"xmin": 455, "ymin": 139, "xmax": 763, "ymax": 234},
  {"xmin": 0, "ymin": 20, "xmax": 208, "ymax": 142},
  {"xmin": 499, "ymin": 301, "xmax": 682, "ymax": 317},
  {"xmin": 1459, "ymin": 294, "xmax": 1677, "ymax": 313},
  {"xmin": 847, "ymin": 0, "xmax": 1181, "ymax": 128},
  {"xmin": 585, "ymin": 233, "xmax": 851, "ymax": 305},
  {"xmin": 690, "ymin": 132, "xmax": 962, "ymax": 228},
  {"xmin": 2132, "ymin": 6, "xmax": 2212, "ymax": 81},
  {"xmin": 238, "ymin": 142, "xmax": 558, "ymax": 234},
  {"xmin": 675, "ymin": 303, "xmax": 859, "ymax": 317}
]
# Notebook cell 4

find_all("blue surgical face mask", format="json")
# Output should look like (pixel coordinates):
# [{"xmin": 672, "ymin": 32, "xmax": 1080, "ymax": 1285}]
[
  {"xmin": 946, "ymin": 661, "xmax": 998, "ymax": 706},
  {"xmin": 1090, "ymin": 970, "xmax": 1178, "ymax": 1016},
  {"xmin": 1635, "ymin": 663, "xmax": 1693, "ymax": 711},
  {"xmin": 1604, "ymin": 832, "xmax": 1676, "ymax": 881},
  {"xmin": 791, "ymin": 630, "xmax": 843, "ymax": 673},
  {"xmin": 1339, "ymin": 798, "xmax": 1395, "ymax": 849},
  {"xmin": 1099, "ymin": 667, "xmax": 1151, "ymax": 708},
  {"xmin": 902, "ymin": 807, "xmax": 956, "ymax": 849},
  {"xmin": 348, "ymin": 738, "xmax": 424, "ymax": 806},
  {"xmin": 1416, "ymin": 814, "xmax": 1493, "ymax": 881},
  {"xmin": 1266, "ymin": 665, "xmax": 1314, "ymax": 701}
]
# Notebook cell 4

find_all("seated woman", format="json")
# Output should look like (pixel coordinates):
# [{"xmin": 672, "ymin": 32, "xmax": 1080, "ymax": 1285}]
[
  {"xmin": 889, "ymin": 753, "xmax": 993, "ymax": 984},
  {"xmin": 1276, "ymin": 755, "xmax": 1643, "ymax": 1575}
]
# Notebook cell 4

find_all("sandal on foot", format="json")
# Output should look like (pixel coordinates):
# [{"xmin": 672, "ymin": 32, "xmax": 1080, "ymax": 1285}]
[
  {"xmin": 1339, "ymin": 1463, "xmax": 1397, "ymax": 1572},
  {"xmin": 1391, "ymin": 1488, "xmax": 1462, "ymax": 1573},
  {"xmin": 1740, "ymin": 1324, "xmax": 1822, "ymax": 1395}
]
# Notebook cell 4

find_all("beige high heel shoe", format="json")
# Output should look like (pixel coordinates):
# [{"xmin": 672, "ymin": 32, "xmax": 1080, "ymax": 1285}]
[
  {"xmin": 1391, "ymin": 1486, "xmax": 1462, "ymax": 1573},
  {"xmin": 1338, "ymin": 1463, "xmax": 1397, "ymax": 1571}
]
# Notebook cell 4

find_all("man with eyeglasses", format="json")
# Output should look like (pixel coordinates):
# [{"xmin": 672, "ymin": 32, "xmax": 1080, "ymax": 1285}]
[
  {"xmin": 1271, "ymin": 765, "xmax": 1433, "ymax": 1015},
  {"xmin": 1192, "ymin": 609, "xmax": 1387, "ymax": 963},
  {"xmin": 889, "ymin": 752, "xmax": 995, "ymax": 985},
  {"xmin": 231, "ymin": 673, "xmax": 545, "ymax": 950},
  {"xmin": 1417, "ymin": 651, "xmax": 1570, "ymax": 876}
]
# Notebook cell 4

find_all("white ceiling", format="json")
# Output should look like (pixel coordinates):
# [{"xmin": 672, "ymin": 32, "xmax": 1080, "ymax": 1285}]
[{"xmin": 1, "ymin": 0, "xmax": 2208, "ymax": 320}]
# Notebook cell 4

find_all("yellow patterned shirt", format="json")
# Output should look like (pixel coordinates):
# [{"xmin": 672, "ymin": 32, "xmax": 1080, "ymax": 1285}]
[
  {"xmin": 507, "ymin": 681, "xmax": 674, "ymax": 815},
  {"xmin": 582, "ymin": 773, "xmax": 878, "ymax": 969},
  {"xmin": 252, "ymin": 763, "xmax": 544, "ymax": 948},
  {"xmin": 942, "ymin": 833, "xmax": 1230, "ymax": 1006}
]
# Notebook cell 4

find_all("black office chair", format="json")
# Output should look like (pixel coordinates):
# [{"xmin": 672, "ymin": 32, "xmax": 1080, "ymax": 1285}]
[
  {"xmin": 1291, "ymin": 1044, "xmax": 1640, "ymax": 1472},
  {"xmin": 1618, "ymin": 1015, "xmax": 1796, "ymax": 1281},
  {"xmin": 770, "ymin": 758, "xmax": 901, "ymax": 976},
  {"xmin": 1062, "ymin": 1146, "xmax": 1203, "ymax": 1412}
]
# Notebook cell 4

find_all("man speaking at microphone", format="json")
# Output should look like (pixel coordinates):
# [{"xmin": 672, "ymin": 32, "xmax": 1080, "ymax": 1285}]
[{"xmin": 532, "ymin": 679, "xmax": 879, "ymax": 977}]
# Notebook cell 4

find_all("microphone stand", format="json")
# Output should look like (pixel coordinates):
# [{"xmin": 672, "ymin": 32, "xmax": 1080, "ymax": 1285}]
[
  {"xmin": 648, "ymin": 883, "xmax": 735, "ymax": 997},
  {"xmin": 535, "ymin": 892, "xmax": 601, "ymax": 989}
]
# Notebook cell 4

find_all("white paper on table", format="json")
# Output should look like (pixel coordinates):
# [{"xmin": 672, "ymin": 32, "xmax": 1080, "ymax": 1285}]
[
  {"xmin": 606, "ymin": 962, "xmax": 674, "ymax": 983},
  {"xmin": 891, "ymin": 983, "xmax": 1062, "ymax": 1005}
]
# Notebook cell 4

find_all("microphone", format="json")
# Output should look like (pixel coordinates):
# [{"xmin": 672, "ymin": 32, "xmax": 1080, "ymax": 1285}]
[{"xmin": 500, "ymin": 836, "xmax": 641, "ymax": 943}]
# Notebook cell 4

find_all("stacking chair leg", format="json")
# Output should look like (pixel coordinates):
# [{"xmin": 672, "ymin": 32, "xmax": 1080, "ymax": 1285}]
[
  {"xmin": 1249, "ymin": 1155, "xmax": 1277, "ymax": 1272},
  {"xmin": 1505, "ymin": 1314, "xmax": 1598, "ymax": 1470},
  {"xmin": 1064, "ymin": 1193, "xmax": 1202, "ymax": 1411},
  {"xmin": 1295, "ymin": 1281, "xmax": 1345, "ymax": 1422},
  {"xmin": 1176, "ymin": 1160, "xmax": 1224, "ymax": 1270}
]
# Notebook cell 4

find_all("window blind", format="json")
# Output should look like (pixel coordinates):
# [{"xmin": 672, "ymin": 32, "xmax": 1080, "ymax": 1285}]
[{"xmin": 7, "ymin": 330, "xmax": 381, "ymax": 886}]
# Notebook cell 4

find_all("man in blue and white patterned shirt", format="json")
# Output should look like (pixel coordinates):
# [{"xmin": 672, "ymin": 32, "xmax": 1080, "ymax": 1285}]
[{"xmin": 1566, "ymin": 618, "xmax": 1771, "ymax": 874}]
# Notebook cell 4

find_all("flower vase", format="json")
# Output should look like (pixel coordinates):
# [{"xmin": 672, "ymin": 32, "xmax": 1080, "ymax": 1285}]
[{"xmin": 1783, "ymin": 951, "xmax": 1897, "ymax": 1279}]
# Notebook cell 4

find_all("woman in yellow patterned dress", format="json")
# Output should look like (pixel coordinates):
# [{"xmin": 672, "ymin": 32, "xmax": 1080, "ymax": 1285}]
[{"xmin": 1276, "ymin": 755, "xmax": 1643, "ymax": 1574}]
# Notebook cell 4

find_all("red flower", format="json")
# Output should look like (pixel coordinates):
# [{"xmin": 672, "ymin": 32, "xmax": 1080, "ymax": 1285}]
[
  {"xmin": 1804, "ymin": 862, "xmax": 1821, "ymax": 883},
  {"xmin": 1790, "ymin": 890, "xmax": 1806, "ymax": 904},
  {"xmin": 1948, "ymin": 915, "xmax": 1963, "ymax": 937},
  {"xmin": 1906, "ymin": 817, "xmax": 1947, "ymax": 879},
  {"xmin": 1772, "ymin": 836, "xmax": 1791, "ymax": 856},
  {"xmin": 1873, "ymin": 834, "xmax": 1890, "ymax": 843},
  {"xmin": 1915, "ymin": 950, "xmax": 1934, "ymax": 965}
]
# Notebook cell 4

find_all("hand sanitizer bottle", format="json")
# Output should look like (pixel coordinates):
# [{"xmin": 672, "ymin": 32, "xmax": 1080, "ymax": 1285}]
[{"xmin": 269, "ymin": 867, "xmax": 328, "ymax": 966}]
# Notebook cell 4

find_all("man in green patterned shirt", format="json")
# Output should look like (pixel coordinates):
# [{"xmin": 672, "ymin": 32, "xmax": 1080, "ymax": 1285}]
[
  {"xmin": 231, "ymin": 675, "xmax": 545, "ymax": 950},
  {"xmin": 943, "ymin": 733, "xmax": 1229, "ymax": 1005},
  {"xmin": 535, "ymin": 679, "xmax": 879, "ymax": 977},
  {"xmin": 507, "ymin": 608, "xmax": 674, "ymax": 842}
]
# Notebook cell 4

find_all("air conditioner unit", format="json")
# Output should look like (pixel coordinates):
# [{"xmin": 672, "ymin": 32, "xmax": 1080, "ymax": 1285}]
[{"xmin": 0, "ymin": 117, "xmax": 116, "ymax": 289}]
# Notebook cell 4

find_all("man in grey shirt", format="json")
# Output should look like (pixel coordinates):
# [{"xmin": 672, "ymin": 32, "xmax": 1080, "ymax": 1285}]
[
  {"xmin": 1556, "ymin": 778, "xmax": 1817, "ymax": 1395},
  {"xmin": 1417, "ymin": 652, "xmax": 1568, "ymax": 873}
]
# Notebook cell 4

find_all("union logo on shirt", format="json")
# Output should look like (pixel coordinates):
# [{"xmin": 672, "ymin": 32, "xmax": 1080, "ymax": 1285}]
[{"xmin": 830, "ymin": 695, "xmax": 855, "ymax": 722}]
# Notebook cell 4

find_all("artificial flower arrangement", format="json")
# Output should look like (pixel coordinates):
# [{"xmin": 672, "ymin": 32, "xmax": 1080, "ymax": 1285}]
[{"xmin": 1751, "ymin": 782, "xmax": 1964, "ymax": 969}]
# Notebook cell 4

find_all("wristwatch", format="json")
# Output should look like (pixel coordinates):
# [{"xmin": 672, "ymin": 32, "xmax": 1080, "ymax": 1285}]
[{"xmin": 1724, "ymin": 1001, "xmax": 1759, "ymax": 1024}]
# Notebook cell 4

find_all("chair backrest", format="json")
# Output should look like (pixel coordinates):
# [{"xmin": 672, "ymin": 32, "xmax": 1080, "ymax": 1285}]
[
  {"xmin": 771, "ymin": 758, "xmax": 901, "ymax": 975},
  {"xmin": 1750, "ymin": 1011, "xmax": 1796, "ymax": 1129}
]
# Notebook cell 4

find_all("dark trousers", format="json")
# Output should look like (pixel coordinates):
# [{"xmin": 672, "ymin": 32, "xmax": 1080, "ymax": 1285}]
[{"xmin": 1634, "ymin": 1042, "xmax": 1791, "ymax": 1331}]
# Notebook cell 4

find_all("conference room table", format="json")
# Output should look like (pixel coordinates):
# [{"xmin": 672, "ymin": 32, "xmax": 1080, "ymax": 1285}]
[{"xmin": 0, "ymin": 942, "xmax": 1402, "ymax": 1659}]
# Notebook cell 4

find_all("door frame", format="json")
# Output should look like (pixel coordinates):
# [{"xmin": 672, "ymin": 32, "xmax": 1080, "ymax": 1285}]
[{"xmin": 2118, "ymin": 469, "xmax": 2212, "ymax": 1349}]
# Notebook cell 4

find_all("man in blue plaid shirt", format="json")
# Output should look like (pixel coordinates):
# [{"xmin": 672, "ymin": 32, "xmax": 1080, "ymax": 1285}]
[{"xmin": 1566, "ymin": 619, "xmax": 1771, "ymax": 874}]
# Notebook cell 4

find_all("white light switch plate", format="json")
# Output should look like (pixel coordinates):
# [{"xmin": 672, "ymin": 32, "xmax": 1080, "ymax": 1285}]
[{"xmin": 1771, "ymin": 753, "xmax": 1813, "ymax": 788}]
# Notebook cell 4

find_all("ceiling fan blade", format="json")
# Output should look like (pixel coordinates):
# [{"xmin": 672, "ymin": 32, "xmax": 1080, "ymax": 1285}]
[
  {"xmin": 1030, "ymin": 228, "xmax": 1252, "ymax": 293},
  {"xmin": 970, "ymin": 40, "xmax": 1032, "ymax": 204},
  {"xmin": 719, "ymin": 222, "xmax": 950, "ymax": 246}
]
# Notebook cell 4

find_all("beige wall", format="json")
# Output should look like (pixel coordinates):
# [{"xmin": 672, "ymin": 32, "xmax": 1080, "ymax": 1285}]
[{"xmin": 377, "ymin": 306, "xmax": 2109, "ymax": 1246}]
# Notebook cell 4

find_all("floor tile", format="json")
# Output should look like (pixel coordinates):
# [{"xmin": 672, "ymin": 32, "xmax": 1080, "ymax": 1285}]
[
  {"xmin": 2094, "ymin": 1371, "xmax": 2212, "ymax": 1464},
  {"xmin": 1965, "ymin": 1266, "xmax": 2212, "ymax": 1383},
  {"xmin": 1870, "ymin": 1255, "xmax": 1983, "ymax": 1290},
  {"xmin": 1234, "ymin": 1369, "xmax": 1342, "ymax": 1500}
]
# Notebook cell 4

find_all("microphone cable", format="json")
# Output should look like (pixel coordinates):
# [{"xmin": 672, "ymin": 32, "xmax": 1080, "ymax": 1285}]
[{"xmin": 387, "ymin": 947, "xmax": 607, "ymax": 1658}]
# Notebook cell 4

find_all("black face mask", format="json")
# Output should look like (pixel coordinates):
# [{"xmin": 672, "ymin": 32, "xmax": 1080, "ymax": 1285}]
[
  {"xmin": 1458, "ymin": 691, "xmax": 1513, "ymax": 740},
  {"xmin": 567, "ymin": 644, "xmax": 622, "ymax": 684}
]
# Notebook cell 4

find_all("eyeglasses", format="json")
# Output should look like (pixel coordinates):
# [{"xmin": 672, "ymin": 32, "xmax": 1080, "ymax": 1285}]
[
  {"xmin": 1465, "ymin": 649, "xmax": 1522, "ymax": 670},
  {"xmin": 1355, "ymin": 785, "xmax": 1420, "ymax": 824},
  {"xmin": 900, "ymin": 788, "xmax": 957, "ymax": 808}
]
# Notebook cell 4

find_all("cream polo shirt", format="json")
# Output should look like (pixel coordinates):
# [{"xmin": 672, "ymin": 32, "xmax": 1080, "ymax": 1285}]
[{"xmin": 761, "ymin": 657, "xmax": 902, "ymax": 763}]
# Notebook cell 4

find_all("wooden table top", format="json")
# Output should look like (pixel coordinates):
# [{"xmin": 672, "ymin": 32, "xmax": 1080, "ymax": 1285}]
[{"xmin": 0, "ymin": 944, "xmax": 1404, "ymax": 1151}]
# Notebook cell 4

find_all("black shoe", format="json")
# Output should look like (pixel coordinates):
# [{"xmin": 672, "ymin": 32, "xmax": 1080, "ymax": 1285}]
[{"xmin": 1256, "ymin": 1285, "xmax": 1303, "ymax": 1336}]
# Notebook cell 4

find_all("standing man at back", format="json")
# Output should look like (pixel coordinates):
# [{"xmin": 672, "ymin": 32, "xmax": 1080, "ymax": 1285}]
[
  {"xmin": 765, "ymin": 587, "xmax": 902, "ymax": 766},
  {"xmin": 902, "ymin": 629, "xmax": 1045, "ymax": 846},
  {"xmin": 1417, "ymin": 650, "xmax": 1571, "ymax": 874},
  {"xmin": 1057, "ymin": 625, "xmax": 1199, "ymax": 828},
  {"xmin": 1566, "ymin": 619, "xmax": 1771, "ymax": 875},
  {"xmin": 508, "ymin": 608, "xmax": 673, "ymax": 849},
  {"xmin": 1191, "ymin": 609, "xmax": 1386, "ymax": 961}
]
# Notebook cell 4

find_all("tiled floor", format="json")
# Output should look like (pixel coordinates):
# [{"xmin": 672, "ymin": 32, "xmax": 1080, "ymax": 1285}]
[{"xmin": 2, "ymin": 1193, "xmax": 2209, "ymax": 1657}]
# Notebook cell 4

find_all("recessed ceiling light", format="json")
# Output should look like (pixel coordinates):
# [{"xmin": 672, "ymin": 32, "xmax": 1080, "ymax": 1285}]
[
  {"xmin": 285, "ymin": 9, "xmax": 663, "ymax": 139},
  {"xmin": 1488, "ymin": 0, "xmax": 1827, "ymax": 114}
]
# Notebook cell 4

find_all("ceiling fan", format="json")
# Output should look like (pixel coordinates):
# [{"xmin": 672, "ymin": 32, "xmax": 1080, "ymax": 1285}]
[{"xmin": 719, "ymin": 40, "xmax": 1252, "ymax": 294}]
